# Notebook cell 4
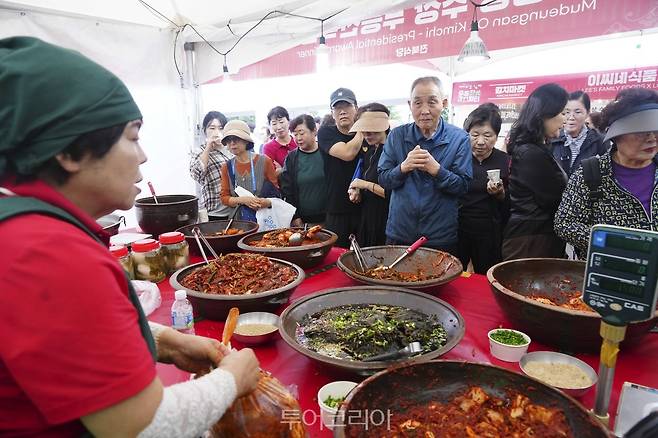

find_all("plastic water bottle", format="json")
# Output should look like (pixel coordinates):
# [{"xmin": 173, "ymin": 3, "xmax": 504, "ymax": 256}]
[{"xmin": 171, "ymin": 290, "xmax": 195, "ymax": 334}]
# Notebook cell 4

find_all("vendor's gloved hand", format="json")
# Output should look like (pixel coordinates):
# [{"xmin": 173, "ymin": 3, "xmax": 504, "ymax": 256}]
[
  {"xmin": 218, "ymin": 348, "xmax": 260, "ymax": 397},
  {"xmin": 158, "ymin": 330, "xmax": 227, "ymax": 373}
]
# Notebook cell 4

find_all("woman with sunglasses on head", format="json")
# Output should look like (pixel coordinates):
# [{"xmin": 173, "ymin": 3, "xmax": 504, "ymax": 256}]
[
  {"xmin": 347, "ymin": 103, "xmax": 391, "ymax": 247},
  {"xmin": 555, "ymin": 88, "xmax": 658, "ymax": 258}
]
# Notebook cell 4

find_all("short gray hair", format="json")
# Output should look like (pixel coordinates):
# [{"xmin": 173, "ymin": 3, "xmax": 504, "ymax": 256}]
[{"xmin": 410, "ymin": 76, "xmax": 443, "ymax": 96}]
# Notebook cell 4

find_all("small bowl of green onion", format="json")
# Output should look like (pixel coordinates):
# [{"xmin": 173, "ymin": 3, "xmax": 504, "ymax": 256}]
[
  {"xmin": 317, "ymin": 380, "xmax": 358, "ymax": 430},
  {"xmin": 487, "ymin": 328, "xmax": 531, "ymax": 362}
]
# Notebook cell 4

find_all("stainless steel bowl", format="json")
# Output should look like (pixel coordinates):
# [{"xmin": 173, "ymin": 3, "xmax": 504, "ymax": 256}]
[
  {"xmin": 519, "ymin": 351, "xmax": 598, "ymax": 398},
  {"xmin": 232, "ymin": 312, "xmax": 280, "ymax": 345}
]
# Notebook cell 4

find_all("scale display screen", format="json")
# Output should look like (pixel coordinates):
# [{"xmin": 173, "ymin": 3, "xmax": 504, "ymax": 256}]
[
  {"xmin": 605, "ymin": 233, "xmax": 652, "ymax": 254},
  {"xmin": 597, "ymin": 277, "xmax": 644, "ymax": 298},
  {"xmin": 599, "ymin": 257, "xmax": 647, "ymax": 276},
  {"xmin": 585, "ymin": 225, "xmax": 658, "ymax": 324}
]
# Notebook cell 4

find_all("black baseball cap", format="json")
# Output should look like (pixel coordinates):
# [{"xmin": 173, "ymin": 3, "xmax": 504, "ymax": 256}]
[{"xmin": 330, "ymin": 87, "xmax": 357, "ymax": 108}]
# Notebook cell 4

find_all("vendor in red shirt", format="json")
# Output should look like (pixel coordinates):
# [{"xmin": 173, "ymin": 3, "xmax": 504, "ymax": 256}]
[
  {"xmin": 0, "ymin": 37, "xmax": 259, "ymax": 438},
  {"xmin": 262, "ymin": 106, "xmax": 297, "ymax": 175}
]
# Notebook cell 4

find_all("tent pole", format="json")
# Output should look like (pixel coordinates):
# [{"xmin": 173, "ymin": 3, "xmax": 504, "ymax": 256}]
[{"xmin": 184, "ymin": 42, "xmax": 204, "ymax": 148}]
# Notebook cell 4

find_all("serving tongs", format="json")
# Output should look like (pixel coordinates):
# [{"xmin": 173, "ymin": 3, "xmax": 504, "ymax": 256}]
[
  {"xmin": 372, "ymin": 236, "xmax": 427, "ymax": 272},
  {"xmin": 349, "ymin": 234, "xmax": 368, "ymax": 272},
  {"xmin": 362, "ymin": 342, "xmax": 422, "ymax": 362},
  {"xmin": 192, "ymin": 226, "xmax": 219, "ymax": 264}
]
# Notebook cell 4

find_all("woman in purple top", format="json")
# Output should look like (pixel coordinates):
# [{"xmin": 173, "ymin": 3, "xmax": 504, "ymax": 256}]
[{"xmin": 555, "ymin": 88, "xmax": 658, "ymax": 258}]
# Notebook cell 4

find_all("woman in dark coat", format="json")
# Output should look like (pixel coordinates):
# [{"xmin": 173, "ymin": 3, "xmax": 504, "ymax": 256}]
[
  {"xmin": 552, "ymin": 91, "xmax": 607, "ymax": 176},
  {"xmin": 347, "ymin": 103, "xmax": 391, "ymax": 247},
  {"xmin": 458, "ymin": 103, "xmax": 510, "ymax": 273},
  {"xmin": 503, "ymin": 83, "xmax": 569, "ymax": 260}
]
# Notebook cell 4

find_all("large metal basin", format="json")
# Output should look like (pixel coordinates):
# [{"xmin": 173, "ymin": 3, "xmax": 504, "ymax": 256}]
[
  {"xmin": 238, "ymin": 228, "xmax": 337, "ymax": 269},
  {"xmin": 335, "ymin": 361, "xmax": 611, "ymax": 437},
  {"xmin": 487, "ymin": 258, "xmax": 658, "ymax": 352},
  {"xmin": 337, "ymin": 246, "xmax": 462, "ymax": 289},
  {"xmin": 170, "ymin": 258, "xmax": 304, "ymax": 320},
  {"xmin": 278, "ymin": 286, "xmax": 465, "ymax": 375}
]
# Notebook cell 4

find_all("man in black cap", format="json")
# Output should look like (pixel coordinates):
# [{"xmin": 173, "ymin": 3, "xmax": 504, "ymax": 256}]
[{"xmin": 317, "ymin": 88, "xmax": 364, "ymax": 247}]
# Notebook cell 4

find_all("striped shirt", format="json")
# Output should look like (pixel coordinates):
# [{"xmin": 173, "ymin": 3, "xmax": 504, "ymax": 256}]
[{"xmin": 189, "ymin": 144, "xmax": 233, "ymax": 214}]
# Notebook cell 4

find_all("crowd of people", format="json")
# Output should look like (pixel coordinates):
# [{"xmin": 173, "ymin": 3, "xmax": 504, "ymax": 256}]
[
  {"xmin": 2, "ymin": 35, "xmax": 657, "ymax": 436},
  {"xmin": 191, "ymin": 78, "xmax": 658, "ymax": 274}
]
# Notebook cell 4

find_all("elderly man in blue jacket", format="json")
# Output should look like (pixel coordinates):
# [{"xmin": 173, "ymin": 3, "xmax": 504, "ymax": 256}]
[{"xmin": 378, "ymin": 76, "xmax": 472, "ymax": 255}]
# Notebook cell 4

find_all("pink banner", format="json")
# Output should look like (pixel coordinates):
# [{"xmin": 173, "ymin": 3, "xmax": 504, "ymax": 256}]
[
  {"xmin": 452, "ymin": 65, "xmax": 658, "ymax": 105},
  {"xmin": 207, "ymin": 0, "xmax": 657, "ymax": 83}
]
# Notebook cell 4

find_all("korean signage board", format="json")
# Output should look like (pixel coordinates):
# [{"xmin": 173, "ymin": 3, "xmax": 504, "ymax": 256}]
[
  {"xmin": 452, "ymin": 65, "xmax": 658, "ymax": 106},
  {"xmin": 207, "ymin": 0, "xmax": 657, "ymax": 83}
]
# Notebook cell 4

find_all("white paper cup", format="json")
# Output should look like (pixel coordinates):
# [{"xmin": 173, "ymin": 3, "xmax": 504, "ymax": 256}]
[
  {"xmin": 317, "ymin": 381, "xmax": 358, "ymax": 430},
  {"xmin": 486, "ymin": 169, "xmax": 501, "ymax": 183}
]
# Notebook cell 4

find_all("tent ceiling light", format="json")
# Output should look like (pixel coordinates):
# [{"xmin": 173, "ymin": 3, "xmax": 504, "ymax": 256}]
[
  {"xmin": 458, "ymin": 0, "xmax": 493, "ymax": 63},
  {"xmin": 458, "ymin": 21, "xmax": 490, "ymax": 62},
  {"xmin": 316, "ymin": 35, "xmax": 330, "ymax": 73}
]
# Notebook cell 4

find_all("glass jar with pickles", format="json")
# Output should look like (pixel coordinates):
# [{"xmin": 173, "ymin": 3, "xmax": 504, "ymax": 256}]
[
  {"xmin": 109, "ymin": 244, "xmax": 134, "ymax": 279},
  {"xmin": 159, "ymin": 231, "xmax": 189, "ymax": 274},
  {"xmin": 132, "ymin": 238, "xmax": 167, "ymax": 282}
]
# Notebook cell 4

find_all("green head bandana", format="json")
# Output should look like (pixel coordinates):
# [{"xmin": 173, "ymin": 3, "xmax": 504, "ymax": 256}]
[{"xmin": 0, "ymin": 37, "xmax": 142, "ymax": 176}]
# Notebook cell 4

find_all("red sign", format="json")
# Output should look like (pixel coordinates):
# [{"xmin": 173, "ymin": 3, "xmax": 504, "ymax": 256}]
[
  {"xmin": 452, "ymin": 65, "xmax": 658, "ymax": 105},
  {"xmin": 207, "ymin": 0, "xmax": 657, "ymax": 83}
]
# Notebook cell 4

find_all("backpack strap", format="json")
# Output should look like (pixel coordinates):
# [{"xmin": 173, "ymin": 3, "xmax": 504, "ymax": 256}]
[
  {"xmin": 582, "ymin": 156, "xmax": 603, "ymax": 202},
  {"xmin": 0, "ymin": 196, "xmax": 157, "ymax": 361}
]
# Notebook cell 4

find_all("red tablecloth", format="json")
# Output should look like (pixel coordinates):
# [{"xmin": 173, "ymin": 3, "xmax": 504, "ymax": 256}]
[{"xmin": 148, "ymin": 247, "xmax": 658, "ymax": 437}]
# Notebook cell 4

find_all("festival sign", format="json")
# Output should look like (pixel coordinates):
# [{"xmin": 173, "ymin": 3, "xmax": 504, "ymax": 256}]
[
  {"xmin": 452, "ymin": 65, "xmax": 658, "ymax": 106},
  {"xmin": 207, "ymin": 0, "xmax": 657, "ymax": 83}
]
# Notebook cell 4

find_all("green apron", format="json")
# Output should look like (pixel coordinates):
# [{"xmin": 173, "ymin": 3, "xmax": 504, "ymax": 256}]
[{"xmin": 0, "ymin": 196, "xmax": 157, "ymax": 435}]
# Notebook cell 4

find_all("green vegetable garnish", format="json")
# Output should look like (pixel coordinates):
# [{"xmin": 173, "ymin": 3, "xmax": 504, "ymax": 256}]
[
  {"xmin": 490, "ymin": 329, "xmax": 527, "ymax": 346},
  {"xmin": 323, "ymin": 395, "xmax": 345, "ymax": 408}
]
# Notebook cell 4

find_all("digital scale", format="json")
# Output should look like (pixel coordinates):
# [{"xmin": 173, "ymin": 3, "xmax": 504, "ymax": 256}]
[{"xmin": 583, "ymin": 225, "xmax": 658, "ymax": 430}]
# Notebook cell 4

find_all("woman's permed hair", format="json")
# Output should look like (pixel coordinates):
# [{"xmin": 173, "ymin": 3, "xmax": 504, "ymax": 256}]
[
  {"xmin": 463, "ymin": 103, "xmax": 502, "ymax": 135},
  {"xmin": 600, "ymin": 88, "xmax": 658, "ymax": 132}
]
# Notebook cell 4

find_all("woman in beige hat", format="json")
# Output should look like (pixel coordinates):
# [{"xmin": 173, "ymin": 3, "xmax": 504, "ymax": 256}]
[
  {"xmin": 348, "ymin": 103, "xmax": 391, "ymax": 246},
  {"xmin": 219, "ymin": 120, "xmax": 280, "ymax": 222}
]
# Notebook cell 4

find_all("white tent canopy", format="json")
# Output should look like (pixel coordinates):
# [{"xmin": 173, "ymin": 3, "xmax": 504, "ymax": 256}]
[{"xmin": 2, "ymin": 0, "xmax": 658, "ymax": 226}]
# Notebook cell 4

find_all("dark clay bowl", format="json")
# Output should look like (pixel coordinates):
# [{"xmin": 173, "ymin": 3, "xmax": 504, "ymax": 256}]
[
  {"xmin": 487, "ymin": 258, "xmax": 658, "ymax": 352},
  {"xmin": 237, "ymin": 228, "xmax": 338, "ymax": 269},
  {"xmin": 335, "ymin": 361, "xmax": 611, "ymax": 437},
  {"xmin": 337, "ymin": 246, "xmax": 463, "ymax": 289},
  {"xmin": 135, "ymin": 194, "xmax": 198, "ymax": 236},
  {"xmin": 176, "ymin": 220, "xmax": 259, "ymax": 256},
  {"xmin": 170, "ymin": 258, "xmax": 304, "ymax": 320},
  {"xmin": 278, "ymin": 286, "xmax": 465, "ymax": 375}
]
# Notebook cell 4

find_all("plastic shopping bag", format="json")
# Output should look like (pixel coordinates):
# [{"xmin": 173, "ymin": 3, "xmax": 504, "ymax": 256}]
[
  {"xmin": 256, "ymin": 198, "xmax": 296, "ymax": 231},
  {"xmin": 131, "ymin": 280, "xmax": 162, "ymax": 316}
]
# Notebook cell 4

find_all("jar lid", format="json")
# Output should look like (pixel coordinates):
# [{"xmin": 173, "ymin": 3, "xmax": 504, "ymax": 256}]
[
  {"xmin": 159, "ymin": 231, "xmax": 185, "ymax": 244},
  {"xmin": 133, "ymin": 238, "xmax": 160, "ymax": 252},
  {"xmin": 109, "ymin": 245, "xmax": 128, "ymax": 257}
]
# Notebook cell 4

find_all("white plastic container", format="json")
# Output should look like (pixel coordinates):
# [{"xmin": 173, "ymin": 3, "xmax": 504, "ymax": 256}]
[
  {"xmin": 317, "ymin": 381, "xmax": 357, "ymax": 430},
  {"xmin": 487, "ymin": 328, "xmax": 530, "ymax": 362}
]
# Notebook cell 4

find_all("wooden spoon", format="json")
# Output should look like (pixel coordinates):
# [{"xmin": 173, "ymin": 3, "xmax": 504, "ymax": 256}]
[{"xmin": 222, "ymin": 307, "xmax": 240, "ymax": 346}]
